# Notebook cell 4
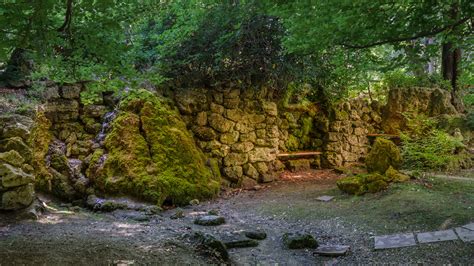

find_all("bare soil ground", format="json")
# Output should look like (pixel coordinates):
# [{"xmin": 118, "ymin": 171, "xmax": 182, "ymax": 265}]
[{"xmin": 1, "ymin": 170, "xmax": 473, "ymax": 265}]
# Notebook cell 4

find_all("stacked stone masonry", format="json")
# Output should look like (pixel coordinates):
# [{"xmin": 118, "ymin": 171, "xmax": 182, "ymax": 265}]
[
  {"xmin": 41, "ymin": 83, "xmax": 114, "ymax": 200},
  {"xmin": 38, "ymin": 85, "xmax": 454, "ymax": 189},
  {"xmin": 175, "ymin": 87, "xmax": 385, "ymax": 185},
  {"xmin": 0, "ymin": 115, "xmax": 35, "ymax": 210},
  {"xmin": 174, "ymin": 87, "xmax": 284, "ymax": 188}
]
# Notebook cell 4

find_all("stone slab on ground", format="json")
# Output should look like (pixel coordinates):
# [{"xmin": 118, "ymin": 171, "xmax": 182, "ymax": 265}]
[
  {"xmin": 417, "ymin": 230, "xmax": 458, "ymax": 244},
  {"xmin": 316, "ymin": 196, "xmax": 334, "ymax": 202},
  {"xmin": 374, "ymin": 233, "xmax": 417, "ymax": 250},
  {"xmin": 221, "ymin": 235, "xmax": 259, "ymax": 249},
  {"xmin": 461, "ymin": 222, "xmax": 474, "ymax": 231},
  {"xmin": 314, "ymin": 245, "xmax": 350, "ymax": 256},
  {"xmin": 455, "ymin": 227, "xmax": 474, "ymax": 242},
  {"xmin": 194, "ymin": 215, "xmax": 226, "ymax": 226}
]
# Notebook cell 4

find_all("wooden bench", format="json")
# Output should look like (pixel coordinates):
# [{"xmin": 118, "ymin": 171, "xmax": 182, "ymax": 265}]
[{"xmin": 277, "ymin": 151, "xmax": 322, "ymax": 160}]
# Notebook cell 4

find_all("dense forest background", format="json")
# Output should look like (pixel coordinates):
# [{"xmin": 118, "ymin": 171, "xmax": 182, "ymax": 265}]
[{"xmin": 0, "ymin": 0, "xmax": 472, "ymax": 107}]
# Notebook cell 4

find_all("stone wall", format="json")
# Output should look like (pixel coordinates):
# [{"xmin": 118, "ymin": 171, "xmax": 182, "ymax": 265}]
[
  {"xmin": 324, "ymin": 98, "xmax": 382, "ymax": 167},
  {"xmin": 382, "ymin": 87, "xmax": 458, "ymax": 133},
  {"xmin": 0, "ymin": 115, "xmax": 35, "ymax": 210},
  {"xmin": 39, "ymin": 83, "xmax": 114, "ymax": 200},
  {"xmin": 37, "ymin": 85, "xmax": 458, "ymax": 193},
  {"xmin": 174, "ymin": 87, "xmax": 285, "ymax": 187},
  {"xmin": 174, "ymin": 87, "xmax": 385, "ymax": 183}
]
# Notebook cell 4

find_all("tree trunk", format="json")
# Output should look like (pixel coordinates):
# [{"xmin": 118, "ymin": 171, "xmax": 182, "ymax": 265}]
[{"xmin": 441, "ymin": 42, "xmax": 464, "ymax": 112}]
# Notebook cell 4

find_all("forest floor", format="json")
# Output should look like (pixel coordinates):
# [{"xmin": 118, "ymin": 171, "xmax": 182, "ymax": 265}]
[{"xmin": 0, "ymin": 169, "xmax": 473, "ymax": 265}]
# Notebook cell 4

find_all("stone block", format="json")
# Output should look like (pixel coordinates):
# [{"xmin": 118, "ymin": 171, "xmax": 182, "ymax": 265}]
[
  {"xmin": 255, "ymin": 162, "xmax": 269, "ymax": 174},
  {"xmin": 231, "ymin": 142, "xmax": 254, "ymax": 153},
  {"xmin": 223, "ymin": 153, "xmax": 248, "ymax": 166},
  {"xmin": 262, "ymin": 102, "xmax": 278, "ymax": 116},
  {"xmin": 225, "ymin": 109, "xmax": 245, "ymax": 122},
  {"xmin": 208, "ymin": 114, "xmax": 234, "ymax": 133},
  {"xmin": 417, "ymin": 230, "xmax": 458, "ymax": 244},
  {"xmin": 240, "ymin": 131, "xmax": 256, "ymax": 143},
  {"xmin": 210, "ymin": 103, "xmax": 225, "ymax": 114},
  {"xmin": 0, "ymin": 150, "xmax": 24, "ymax": 167},
  {"xmin": 248, "ymin": 148, "xmax": 276, "ymax": 163},
  {"xmin": 223, "ymin": 166, "xmax": 243, "ymax": 182},
  {"xmin": 196, "ymin": 111, "xmax": 208, "ymax": 126},
  {"xmin": 1, "ymin": 183, "xmax": 34, "ymax": 210},
  {"xmin": 223, "ymin": 97, "xmax": 240, "ymax": 109},
  {"xmin": 220, "ymin": 131, "xmax": 239, "ymax": 145},
  {"xmin": 60, "ymin": 85, "xmax": 82, "ymax": 99},
  {"xmin": 243, "ymin": 164, "xmax": 259, "ymax": 180},
  {"xmin": 374, "ymin": 233, "xmax": 416, "ymax": 250}
]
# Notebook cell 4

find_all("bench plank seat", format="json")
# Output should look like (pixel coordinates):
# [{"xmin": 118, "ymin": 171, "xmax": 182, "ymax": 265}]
[{"xmin": 277, "ymin": 151, "xmax": 322, "ymax": 159}]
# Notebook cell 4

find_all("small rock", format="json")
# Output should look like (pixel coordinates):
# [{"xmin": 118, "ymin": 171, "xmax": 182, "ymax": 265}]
[
  {"xmin": 189, "ymin": 199, "xmax": 200, "ymax": 206},
  {"xmin": 315, "ymin": 245, "xmax": 350, "ymax": 256},
  {"xmin": 193, "ymin": 232, "xmax": 229, "ymax": 261},
  {"xmin": 194, "ymin": 215, "xmax": 226, "ymax": 226},
  {"xmin": 244, "ymin": 230, "xmax": 267, "ymax": 240},
  {"xmin": 316, "ymin": 195, "xmax": 334, "ymax": 202},
  {"xmin": 283, "ymin": 233, "xmax": 318, "ymax": 249},
  {"xmin": 171, "ymin": 209, "xmax": 185, "ymax": 219},
  {"xmin": 223, "ymin": 236, "xmax": 259, "ymax": 249},
  {"xmin": 208, "ymin": 209, "xmax": 219, "ymax": 216}
]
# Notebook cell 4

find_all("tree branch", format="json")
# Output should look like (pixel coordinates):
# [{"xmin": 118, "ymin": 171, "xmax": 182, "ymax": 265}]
[
  {"xmin": 57, "ymin": 0, "xmax": 73, "ymax": 33},
  {"xmin": 340, "ymin": 17, "xmax": 471, "ymax": 49}
]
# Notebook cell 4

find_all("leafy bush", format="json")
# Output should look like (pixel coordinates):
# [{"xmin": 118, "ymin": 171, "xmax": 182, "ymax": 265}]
[
  {"xmin": 401, "ymin": 114, "xmax": 470, "ymax": 171},
  {"xmin": 383, "ymin": 70, "xmax": 451, "ymax": 90}
]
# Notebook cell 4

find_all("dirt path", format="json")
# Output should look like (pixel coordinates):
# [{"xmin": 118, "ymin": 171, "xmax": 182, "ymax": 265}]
[{"xmin": 1, "ymin": 170, "xmax": 473, "ymax": 265}]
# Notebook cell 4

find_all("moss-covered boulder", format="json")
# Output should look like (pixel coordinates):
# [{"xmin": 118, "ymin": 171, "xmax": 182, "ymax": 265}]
[
  {"xmin": 337, "ymin": 173, "xmax": 389, "ymax": 195},
  {"xmin": 385, "ymin": 166, "xmax": 410, "ymax": 182},
  {"xmin": 336, "ymin": 175, "xmax": 366, "ymax": 195},
  {"xmin": 88, "ymin": 90, "xmax": 220, "ymax": 206},
  {"xmin": 0, "ymin": 150, "xmax": 25, "ymax": 167},
  {"xmin": 366, "ymin": 138, "xmax": 401, "ymax": 174}
]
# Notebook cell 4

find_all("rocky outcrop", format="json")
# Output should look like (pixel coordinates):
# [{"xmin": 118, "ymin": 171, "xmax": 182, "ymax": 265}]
[
  {"xmin": 382, "ymin": 87, "xmax": 458, "ymax": 133},
  {"xmin": 0, "ymin": 115, "xmax": 35, "ymax": 210}
]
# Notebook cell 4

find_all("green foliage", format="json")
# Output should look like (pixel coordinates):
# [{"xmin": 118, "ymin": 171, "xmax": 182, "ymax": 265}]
[
  {"xmin": 401, "ymin": 130, "xmax": 467, "ymax": 171},
  {"xmin": 135, "ymin": 0, "xmax": 290, "ymax": 88},
  {"xmin": 401, "ymin": 114, "xmax": 470, "ymax": 171},
  {"xmin": 0, "ymin": 1, "xmax": 163, "ymax": 85},
  {"xmin": 382, "ymin": 70, "xmax": 452, "ymax": 90}
]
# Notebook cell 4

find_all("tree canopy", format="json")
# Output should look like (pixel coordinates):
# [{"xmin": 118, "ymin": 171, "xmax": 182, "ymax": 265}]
[{"xmin": 0, "ymin": 0, "xmax": 472, "ymax": 104}]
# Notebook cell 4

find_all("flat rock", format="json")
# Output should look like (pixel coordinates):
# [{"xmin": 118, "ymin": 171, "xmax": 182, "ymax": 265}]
[
  {"xmin": 222, "ymin": 234, "xmax": 259, "ymax": 249},
  {"xmin": 315, "ymin": 245, "xmax": 350, "ymax": 256},
  {"xmin": 461, "ymin": 222, "xmax": 474, "ymax": 231},
  {"xmin": 283, "ymin": 233, "xmax": 318, "ymax": 249},
  {"xmin": 194, "ymin": 215, "xmax": 226, "ymax": 226},
  {"xmin": 192, "ymin": 232, "xmax": 229, "ymax": 261},
  {"xmin": 244, "ymin": 230, "xmax": 267, "ymax": 240},
  {"xmin": 374, "ymin": 233, "xmax": 416, "ymax": 250},
  {"xmin": 455, "ymin": 227, "xmax": 474, "ymax": 242},
  {"xmin": 417, "ymin": 230, "xmax": 458, "ymax": 244},
  {"xmin": 316, "ymin": 195, "xmax": 334, "ymax": 202}
]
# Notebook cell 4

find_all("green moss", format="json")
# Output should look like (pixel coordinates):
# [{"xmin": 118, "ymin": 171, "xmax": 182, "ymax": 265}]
[
  {"xmin": 91, "ymin": 89, "xmax": 220, "ymax": 206},
  {"xmin": 385, "ymin": 166, "xmax": 410, "ymax": 182},
  {"xmin": 366, "ymin": 179, "xmax": 389, "ymax": 193},
  {"xmin": 301, "ymin": 116, "xmax": 313, "ymax": 136},
  {"xmin": 286, "ymin": 135, "xmax": 300, "ymax": 151},
  {"xmin": 336, "ymin": 175, "xmax": 366, "ymax": 195},
  {"xmin": 337, "ymin": 173, "xmax": 390, "ymax": 195},
  {"xmin": 366, "ymin": 138, "xmax": 402, "ymax": 174},
  {"xmin": 29, "ymin": 110, "xmax": 53, "ymax": 191}
]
